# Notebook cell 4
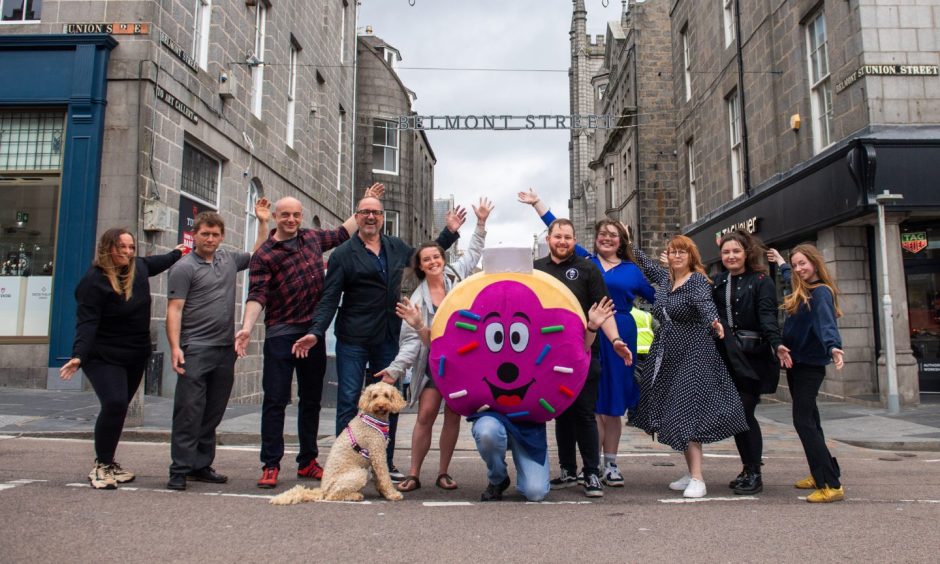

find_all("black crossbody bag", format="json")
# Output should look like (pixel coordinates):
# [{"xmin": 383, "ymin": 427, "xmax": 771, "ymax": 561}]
[{"xmin": 725, "ymin": 275, "xmax": 764, "ymax": 354}]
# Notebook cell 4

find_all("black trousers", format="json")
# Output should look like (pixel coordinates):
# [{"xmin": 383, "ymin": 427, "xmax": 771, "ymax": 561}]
[
  {"xmin": 170, "ymin": 345, "xmax": 236, "ymax": 475},
  {"xmin": 787, "ymin": 363, "xmax": 841, "ymax": 488},
  {"xmin": 555, "ymin": 358, "xmax": 601, "ymax": 477},
  {"xmin": 84, "ymin": 357, "xmax": 148, "ymax": 463},
  {"xmin": 733, "ymin": 377, "xmax": 763, "ymax": 469}
]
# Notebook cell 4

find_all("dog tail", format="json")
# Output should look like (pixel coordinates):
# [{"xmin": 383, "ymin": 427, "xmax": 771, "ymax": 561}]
[{"xmin": 269, "ymin": 484, "xmax": 324, "ymax": 505}]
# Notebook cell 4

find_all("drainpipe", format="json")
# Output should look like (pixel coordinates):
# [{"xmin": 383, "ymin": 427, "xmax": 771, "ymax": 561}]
[
  {"xmin": 349, "ymin": 3, "xmax": 360, "ymax": 214},
  {"xmin": 733, "ymin": 0, "xmax": 752, "ymax": 195}
]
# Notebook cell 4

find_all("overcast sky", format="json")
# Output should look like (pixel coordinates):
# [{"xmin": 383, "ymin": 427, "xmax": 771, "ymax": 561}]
[{"xmin": 357, "ymin": 0, "xmax": 625, "ymax": 248}]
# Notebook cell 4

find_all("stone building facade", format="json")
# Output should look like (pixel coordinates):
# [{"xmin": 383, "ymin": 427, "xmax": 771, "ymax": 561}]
[
  {"xmin": 572, "ymin": 0, "xmax": 677, "ymax": 257},
  {"xmin": 0, "ymin": 1, "xmax": 358, "ymax": 403},
  {"xmin": 671, "ymin": 0, "xmax": 940, "ymax": 405},
  {"xmin": 354, "ymin": 33, "xmax": 436, "ymax": 249}
]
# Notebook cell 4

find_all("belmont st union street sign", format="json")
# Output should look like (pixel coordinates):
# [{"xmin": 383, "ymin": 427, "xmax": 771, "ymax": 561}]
[{"xmin": 395, "ymin": 114, "xmax": 615, "ymax": 130}]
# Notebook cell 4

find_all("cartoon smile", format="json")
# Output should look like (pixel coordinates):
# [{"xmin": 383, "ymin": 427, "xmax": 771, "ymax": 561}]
[{"xmin": 483, "ymin": 377, "xmax": 536, "ymax": 407}]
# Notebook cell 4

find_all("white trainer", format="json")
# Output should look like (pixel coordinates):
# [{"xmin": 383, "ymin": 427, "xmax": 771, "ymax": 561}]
[
  {"xmin": 668, "ymin": 473, "xmax": 691, "ymax": 491},
  {"xmin": 683, "ymin": 478, "xmax": 707, "ymax": 498},
  {"xmin": 602, "ymin": 462, "xmax": 625, "ymax": 487}
]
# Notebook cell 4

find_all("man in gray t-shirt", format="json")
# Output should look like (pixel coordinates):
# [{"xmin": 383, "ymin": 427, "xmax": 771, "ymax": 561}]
[{"xmin": 164, "ymin": 205, "xmax": 268, "ymax": 490}]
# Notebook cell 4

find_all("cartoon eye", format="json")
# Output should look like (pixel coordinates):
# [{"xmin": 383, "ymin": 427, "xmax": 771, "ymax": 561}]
[
  {"xmin": 508, "ymin": 322, "xmax": 529, "ymax": 352},
  {"xmin": 484, "ymin": 322, "xmax": 505, "ymax": 352}
]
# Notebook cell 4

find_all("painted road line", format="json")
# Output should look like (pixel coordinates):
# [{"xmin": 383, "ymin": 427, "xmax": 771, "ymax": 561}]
[
  {"xmin": 1, "ymin": 479, "xmax": 48, "ymax": 492},
  {"xmin": 525, "ymin": 501, "xmax": 593, "ymax": 505},
  {"xmin": 702, "ymin": 453, "xmax": 740, "ymax": 458},
  {"xmin": 423, "ymin": 501, "xmax": 474, "ymax": 507},
  {"xmin": 659, "ymin": 496, "xmax": 759, "ymax": 504}
]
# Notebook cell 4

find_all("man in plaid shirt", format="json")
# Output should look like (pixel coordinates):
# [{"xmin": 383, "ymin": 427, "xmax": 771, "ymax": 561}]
[{"xmin": 236, "ymin": 184, "xmax": 383, "ymax": 489}]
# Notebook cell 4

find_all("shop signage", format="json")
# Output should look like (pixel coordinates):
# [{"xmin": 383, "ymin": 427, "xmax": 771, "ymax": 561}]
[
  {"xmin": 23, "ymin": 276, "xmax": 52, "ymax": 336},
  {"xmin": 177, "ymin": 195, "xmax": 215, "ymax": 249},
  {"xmin": 0, "ymin": 277, "xmax": 21, "ymax": 336},
  {"xmin": 63, "ymin": 23, "xmax": 150, "ymax": 35},
  {"xmin": 154, "ymin": 85, "xmax": 199, "ymax": 124},
  {"xmin": 835, "ymin": 64, "xmax": 938, "ymax": 94},
  {"xmin": 714, "ymin": 216, "xmax": 760, "ymax": 246},
  {"xmin": 395, "ymin": 114, "xmax": 615, "ymax": 131},
  {"xmin": 160, "ymin": 31, "xmax": 199, "ymax": 73},
  {"xmin": 901, "ymin": 232, "xmax": 928, "ymax": 254}
]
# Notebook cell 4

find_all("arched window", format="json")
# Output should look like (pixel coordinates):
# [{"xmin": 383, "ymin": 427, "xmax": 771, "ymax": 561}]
[{"xmin": 243, "ymin": 178, "xmax": 264, "ymax": 304}]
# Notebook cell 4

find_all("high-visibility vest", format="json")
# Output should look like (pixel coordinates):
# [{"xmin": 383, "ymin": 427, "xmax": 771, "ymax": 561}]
[{"xmin": 631, "ymin": 308, "xmax": 654, "ymax": 355}]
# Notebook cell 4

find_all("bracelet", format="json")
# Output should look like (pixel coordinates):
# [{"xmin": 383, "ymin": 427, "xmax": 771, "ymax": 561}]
[
  {"xmin": 612, "ymin": 337, "xmax": 624, "ymax": 345},
  {"xmin": 587, "ymin": 326, "xmax": 598, "ymax": 333}
]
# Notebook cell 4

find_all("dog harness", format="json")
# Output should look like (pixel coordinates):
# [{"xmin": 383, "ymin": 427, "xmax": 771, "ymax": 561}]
[{"xmin": 346, "ymin": 414, "xmax": 390, "ymax": 460}]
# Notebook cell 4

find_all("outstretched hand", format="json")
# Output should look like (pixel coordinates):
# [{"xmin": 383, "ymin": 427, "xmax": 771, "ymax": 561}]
[
  {"xmin": 472, "ymin": 197, "xmax": 495, "ymax": 225},
  {"xmin": 396, "ymin": 297, "xmax": 424, "ymax": 330},
  {"xmin": 59, "ymin": 358, "xmax": 81, "ymax": 381},
  {"xmin": 767, "ymin": 248, "xmax": 786, "ymax": 266},
  {"xmin": 363, "ymin": 183, "xmax": 385, "ymax": 200},
  {"xmin": 588, "ymin": 296, "xmax": 615, "ymax": 329},
  {"xmin": 291, "ymin": 334, "xmax": 318, "ymax": 358},
  {"xmin": 445, "ymin": 206, "xmax": 468, "ymax": 233},
  {"xmin": 254, "ymin": 197, "xmax": 271, "ymax": 223},
  {"xmin": 517, "ymin": 188, "xmax": 540, "ymax": 205}
]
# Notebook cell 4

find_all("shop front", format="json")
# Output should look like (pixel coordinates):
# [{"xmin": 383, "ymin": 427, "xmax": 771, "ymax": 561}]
[
  {"xmin": 902, "ymin": 222, "xmax": 940, "ymax": 394},
  {"xmin": 0, "ymin": 35, "xmax": 116, "ymax": 388}
]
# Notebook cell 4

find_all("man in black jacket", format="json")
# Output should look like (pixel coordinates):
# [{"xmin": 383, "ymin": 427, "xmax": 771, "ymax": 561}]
[{"xmin": 292, "ymin": 195, "xmax": 465, "ymax": 478}]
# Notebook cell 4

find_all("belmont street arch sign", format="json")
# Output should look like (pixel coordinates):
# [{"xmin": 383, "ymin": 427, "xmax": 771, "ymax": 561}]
[{"xmin": 395, "ymin": 114, "xmax": 615, "ymax": 130}]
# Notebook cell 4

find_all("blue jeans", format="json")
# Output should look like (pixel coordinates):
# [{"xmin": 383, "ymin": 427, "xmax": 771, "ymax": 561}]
[
  {"xmin": 471, "ymin": 415, "xmax": 550, "ymax": 502},
  {"xmin": 260, "ymin": 334, "xmax": 325, "ymax": 469},
  {"xmin": 335, "ymin": 339, "xmax": 400, "ymax": 468}
]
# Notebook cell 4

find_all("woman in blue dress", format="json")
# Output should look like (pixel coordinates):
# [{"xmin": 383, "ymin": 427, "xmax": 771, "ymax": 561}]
[{"xmin": 519, "ymin": 189, "xmax": 654, "ymax": 487}]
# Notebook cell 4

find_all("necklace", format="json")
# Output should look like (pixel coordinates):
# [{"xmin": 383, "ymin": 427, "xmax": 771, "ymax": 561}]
[{"xmin": 599, "ymin": 255, "xmax": 620, "ymax": 267}]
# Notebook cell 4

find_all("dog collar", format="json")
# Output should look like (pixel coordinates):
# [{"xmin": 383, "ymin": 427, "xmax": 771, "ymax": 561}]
[{"xmin": 359, "ymin": 414, "xmax": 390, "ymax": 440}]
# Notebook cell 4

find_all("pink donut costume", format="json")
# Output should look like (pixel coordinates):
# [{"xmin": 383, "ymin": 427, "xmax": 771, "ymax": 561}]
[{"xmin": 428, "ymin": 248, "xmax": 591, "ymax": 424}]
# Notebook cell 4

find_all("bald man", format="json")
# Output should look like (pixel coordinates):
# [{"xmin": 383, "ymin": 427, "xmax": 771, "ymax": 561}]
[{"xmin": 236, "ymin": 185, "xmax": 383, "ymax": 489}]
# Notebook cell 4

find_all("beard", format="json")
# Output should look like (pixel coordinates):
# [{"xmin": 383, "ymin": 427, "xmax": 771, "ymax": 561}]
[{"xmin": 550, "ymin": 245, "xmax": 574, "ymax": 261}]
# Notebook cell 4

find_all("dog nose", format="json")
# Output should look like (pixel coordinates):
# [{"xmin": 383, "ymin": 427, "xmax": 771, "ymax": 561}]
[{"xmin": 497, "ymin": 362, "xmax": 519, "ymax": 384}]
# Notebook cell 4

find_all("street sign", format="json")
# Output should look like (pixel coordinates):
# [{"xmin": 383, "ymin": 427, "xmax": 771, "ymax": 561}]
[{"xmin": 901, "ymin": 231, "xmax": 928, "ymax": 254}]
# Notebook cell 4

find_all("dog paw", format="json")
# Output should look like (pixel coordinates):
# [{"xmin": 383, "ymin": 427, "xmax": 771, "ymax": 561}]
[{"xmin": 386, "ymin": 491, "xmax": 404, "ymax": 501}]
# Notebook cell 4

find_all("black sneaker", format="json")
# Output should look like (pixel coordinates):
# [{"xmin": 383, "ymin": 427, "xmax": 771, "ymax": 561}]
[
  {"xmin": 480, "ymin": 476, "xmax": 511, "ymax": 502},
  {"xmin": 166, "ymin": 473, "xmax": 187, "ymax": 490},
  {"xmin": 549, "ymin": 468, "xmax": 579, "ymax": 490},
  {"xmin": 583, "ymin": 473, "xmax": 604, "ymax": 498},
  {"xmin": 188, "ymin": 466, "xmax": 228, "ymax": 483},
  {"xmin": 388, "ymin": 467, "xmax": 406, "ymax": 483}
]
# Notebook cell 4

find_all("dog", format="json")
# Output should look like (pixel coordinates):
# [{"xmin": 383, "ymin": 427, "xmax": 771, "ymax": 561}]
[{"xmin": 271, "ymin": 382, "xmax": 407, "ymax": 504}]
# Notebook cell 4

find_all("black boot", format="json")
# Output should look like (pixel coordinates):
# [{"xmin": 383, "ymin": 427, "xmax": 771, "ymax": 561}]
[
  {"xmin": 733, "ymin": 466, "xmax": 763, "ymax": 495},
  {"xmin": 728, "ymin": 466, "xmax": 747, "ymax": 489}
]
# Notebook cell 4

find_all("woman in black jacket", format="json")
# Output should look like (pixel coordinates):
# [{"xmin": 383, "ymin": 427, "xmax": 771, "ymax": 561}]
[
  {"xmin": 60, "ymin": 228, "xmax": 185, "ymax": 489},
  {"xmin": 712, "ymin": 231, "xmax": 786, "ymax": 495}
]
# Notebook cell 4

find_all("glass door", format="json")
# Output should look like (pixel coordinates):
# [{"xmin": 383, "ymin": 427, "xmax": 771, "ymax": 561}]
[{"xmin": 902, "ymin": 222, "xmax": 940, "ymax": 394}]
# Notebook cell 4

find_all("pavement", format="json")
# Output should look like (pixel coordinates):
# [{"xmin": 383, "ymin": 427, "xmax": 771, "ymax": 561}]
[{"xmin": 0, "ymin": 386, "xmax": 939, "ymax": 453}]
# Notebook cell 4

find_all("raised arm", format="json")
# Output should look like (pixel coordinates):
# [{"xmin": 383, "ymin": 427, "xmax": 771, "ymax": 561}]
[
  {"xmin": 519, "ymin": 188, "xmax": 590, "ymax": 258},
  {"xmin": 251, "ymin": 197, "xmax": 271, "ymax": 253},
  {"xmin": 141, "ymin": 247, "xmax": 185, "ymax": 276},
  {"xmin": 452, "ymin": 198, "xmax": 493, "ymax": 278},
  {"xmin": 341, "ymin": 183, "xmax": 385, "ymax": 236},
  {"xmin": 630, "ymin": 243, "xmax": 669, "ymax": 288}
]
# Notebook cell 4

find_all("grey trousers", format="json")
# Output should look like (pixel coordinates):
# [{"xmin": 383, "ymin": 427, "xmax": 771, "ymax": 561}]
[{"xmin": 169, "ymin": 345, "xmax": 236, "ymax": 475}]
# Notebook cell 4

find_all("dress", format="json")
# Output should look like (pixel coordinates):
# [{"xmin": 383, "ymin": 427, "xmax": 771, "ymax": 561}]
[
  {"xmin": 539, "ymin": 211, "xmax": 655, "ymax": 415},
  {"xmin": 630, "ymin": 245, "xmax": 748, "ymax": 451}
]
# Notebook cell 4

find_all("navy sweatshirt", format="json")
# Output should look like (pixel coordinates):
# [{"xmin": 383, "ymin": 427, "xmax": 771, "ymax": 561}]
[{"xmin": 780, "ymin": 264, "xmax": 842, "ymax": 366}]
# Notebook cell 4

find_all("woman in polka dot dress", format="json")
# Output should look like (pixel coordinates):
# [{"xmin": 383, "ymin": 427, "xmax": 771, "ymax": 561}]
[{"xmin": 630, "ymin": 235, "xmax": 748, "ymax": 498}]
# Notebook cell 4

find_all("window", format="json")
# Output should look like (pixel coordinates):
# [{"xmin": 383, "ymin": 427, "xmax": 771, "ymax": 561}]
[
  {"xmin": 243, "ymin": 178, "xmax": 263, "ymax": 303},
  {"xmin": 598, "ymin": 83, "xmax": 608, "ymax": 101},
  {"xmin": 687, "ymin": 140, "xmax": 698, "ymax": 222},
  {"xmin": 384, "ymin": 48, "xmax": 398, "ymax": 69},
  {"xmin": 1, "ymin": 0, "xmax": 41, "ymax": 22},
  {"xmin": 607, "ymin": 163, "xmax": 617, "ymax": 209},
  {"xmin": 682, "ymin": 25, "xmax": 692, "ymax": 101},
  {"xmin": 372, "ymin": 119, "xmax": 400, "ymax": 175},
  {"xmin": 192, "ymin": 0, "xmax": 211, "ymax": 70},
  {"xmin": 727, "ymin": 90, "xmax": 744, "ymax": 198},
  {"xmin": 384, "ymin": 210, "xmax": 400, "ymax": 238},
  {"xmin": 339, "ymin": 1, "xmax": 347, "ymax": 63},
  {"xmin": 286, "ymin": 41, "xmax": 299, "ymax": 148},
  {"xmin": 0, "ymin": 110, "xmax": 64, "ymax": 338},
  {"xmin": 806, "ymin": 11, "xmax": 833, "ymax": 153},
  {"xmin": 723, "ymin": 0, "xmax": 735, "ymax": 47},
  {"xmin": 181, "ymin": 142, "xmax": 221, "ymax": 207},
  {"xmin": 336, "ymin": 108, "xmax": 346, "ymax": 191},
  {"xmin": 251, "ymin": 2, "xmax": 267, "ymax": 118}
]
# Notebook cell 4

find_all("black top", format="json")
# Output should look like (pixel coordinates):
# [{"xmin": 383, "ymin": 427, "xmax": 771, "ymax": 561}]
[
  {"xmin": 72, "ymin": 250, "xmax": 182, "ymax": 365},
  {"xmin": 533, "ymin": 253, "xmax": 610, "ymax": 352},
  {"xmin": 309, "ymin": 229, "xmax": 459, "ymax": 346}
]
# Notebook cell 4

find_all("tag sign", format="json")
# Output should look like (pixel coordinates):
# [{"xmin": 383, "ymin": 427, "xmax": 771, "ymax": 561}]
[
  {"xmin": 901, "ymin": 232, "xmax": 928, "ymax": 254},
  {"xmin": 155, "ymin": 85, "xmax": 199, "ymax": 124},
  {"xmin": 63, "ymin": 23, "xmax": 150, "ymax": 35}
]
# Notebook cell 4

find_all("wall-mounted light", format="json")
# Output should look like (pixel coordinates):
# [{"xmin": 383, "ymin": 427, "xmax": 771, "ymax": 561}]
[{"xmin": 790, "ymin": 113, "xmax": 801, "ymax": 131}]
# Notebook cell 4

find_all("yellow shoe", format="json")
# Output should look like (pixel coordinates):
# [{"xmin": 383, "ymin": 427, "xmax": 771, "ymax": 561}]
[
  {"xmin": 794, "ymin": 476, "xmax": 817, "ymax": 489},
  {"xmin": 806, "ymin": 486, "xmax": 845, "ymax": 503}
]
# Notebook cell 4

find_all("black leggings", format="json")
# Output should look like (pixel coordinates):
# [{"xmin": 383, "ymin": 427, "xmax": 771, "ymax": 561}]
[
  {"xmin": 84, "ymin": 358, "xmax": 148, "ymax": 463},
  {"xmin": 787, "ymin": 363, "xmax": 841, "ymax": 488},
  {"xmin": 556, "ymin": 360, "xmax": 600, "ymax": 477},
  {"xmin": 732, "ymin": 377, "xmax": 763, "ymax": 469}
]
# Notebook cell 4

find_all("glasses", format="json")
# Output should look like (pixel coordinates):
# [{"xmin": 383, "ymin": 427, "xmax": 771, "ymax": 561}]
[
  {"xmin": 356, "ymin": 209, "xmax": 384, "ymax": 217},
  {"xmin": 597, "ymin": 232, "xmax": 620, "ymax": 240},
  {"xmin": 667, "ymin": 249, "xmax": 689, "ymax": 257}
]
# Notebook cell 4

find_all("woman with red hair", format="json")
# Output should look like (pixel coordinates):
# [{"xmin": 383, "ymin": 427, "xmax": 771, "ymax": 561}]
[{"xmin": 630, "ymin": 235, "xmax": 747, "ymax": 498}]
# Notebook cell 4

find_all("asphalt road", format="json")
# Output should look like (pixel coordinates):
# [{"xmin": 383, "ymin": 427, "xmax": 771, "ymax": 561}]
[{"xmin": 2, "ymin": 435, "xmax": 938, "ymax": 563}]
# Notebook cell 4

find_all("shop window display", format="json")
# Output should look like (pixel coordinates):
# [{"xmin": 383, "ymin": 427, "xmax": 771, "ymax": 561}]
[{"xmin": 902, "ymin": 223, "xmax": 940, "ymax": 394}]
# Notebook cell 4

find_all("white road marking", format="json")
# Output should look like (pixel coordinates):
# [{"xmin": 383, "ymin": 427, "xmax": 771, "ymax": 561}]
[
  {"xmin": 525, "ymin": 501, "xmax": 593, "ymax": 505},
  {"xmin": 0, "ymin": 479, "xmax": 47, "ymax": 492},
  {"xmin": 204, "ymin": 492, "xmax": 276, "ymax": 500},
  {"xmin": 423, "ymin": 501, "xmax": 474, "ymax": 507},
  {"xmin": 0, "ymin": 484, "xmax": 17, "ymax": 491},
  {"xmin": 924, "ymin": 459, "xmax": 940, "ymax": 463},
  {"xmin": 702, "ymin": 453, "xmax": 740, "ymax": 458},
  {"xmin": 659, "ymin": 496, "xmax": 759, "ymax": 504}
]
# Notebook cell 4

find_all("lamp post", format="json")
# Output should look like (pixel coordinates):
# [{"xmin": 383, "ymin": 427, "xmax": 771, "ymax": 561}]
[{"xmin": 875, "ymin": 189, "xmax": 904, "ymax": 414}]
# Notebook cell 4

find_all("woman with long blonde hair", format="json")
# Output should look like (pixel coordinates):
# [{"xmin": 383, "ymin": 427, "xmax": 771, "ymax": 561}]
[
  {"xmin": 60, "ymin": 228, "xmax": 187, "ymax": 489},
  {"xmin": 630, "ymin": 235, "xmax": 747, "ymax": 498},
  {"xmin": 769, "ymin": 244, "xmax": 845, "ymax": 503}
]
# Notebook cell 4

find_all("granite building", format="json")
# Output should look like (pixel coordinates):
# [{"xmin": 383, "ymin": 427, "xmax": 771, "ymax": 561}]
[
  {"xmin": 0, "ymin": 1, "xmax": 358, "ymax": 403},
  {"xmin": 671, "ymin": 0, "xmax": 940, "ymax": 405}
]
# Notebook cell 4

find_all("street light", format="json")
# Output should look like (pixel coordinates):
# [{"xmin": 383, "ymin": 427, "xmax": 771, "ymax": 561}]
[{"xmin": 875, "ymin": 189, "xmax": 904, "ymax": 414}]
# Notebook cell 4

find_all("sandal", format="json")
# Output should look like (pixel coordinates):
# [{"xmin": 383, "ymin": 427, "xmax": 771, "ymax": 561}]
[
  {"xmin": 397, "ymin": 475, "xmax": 421, "ymax": 492},
  {"xmin": 435, "ymin": 473, "xmax": 458, "ymax": 490}
]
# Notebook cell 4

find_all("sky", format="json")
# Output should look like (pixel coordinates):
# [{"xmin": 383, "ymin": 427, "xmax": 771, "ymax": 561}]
[{"xmin": 357, "ymin": 0, "xmax": 625, "ymax": 248}]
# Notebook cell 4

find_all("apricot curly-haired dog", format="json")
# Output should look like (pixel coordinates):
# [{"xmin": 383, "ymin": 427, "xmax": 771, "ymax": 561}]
[{"xmin": 271, "ymin": 382, "xmax": 407, "ymax": 504}]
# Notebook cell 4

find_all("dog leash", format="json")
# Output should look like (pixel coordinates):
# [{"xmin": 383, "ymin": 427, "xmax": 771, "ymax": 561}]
[{"xmin": 346, "ymin": 414, "xmax": 391, "ymax": 460}]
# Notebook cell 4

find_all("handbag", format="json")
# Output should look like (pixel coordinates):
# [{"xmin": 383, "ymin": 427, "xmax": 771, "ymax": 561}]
[{"xmin": 725, "ymin": 274, "xmax": 764, "ymax": 355}]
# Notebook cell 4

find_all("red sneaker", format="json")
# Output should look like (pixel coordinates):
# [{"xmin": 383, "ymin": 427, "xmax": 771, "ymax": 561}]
[
  {"xmin": 257, "ymin": 466, "xmax": 279, "ymax": 489},
  {"xmin": 297, "ymin": 459, "xmax": 324, "ymax": 480}
]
